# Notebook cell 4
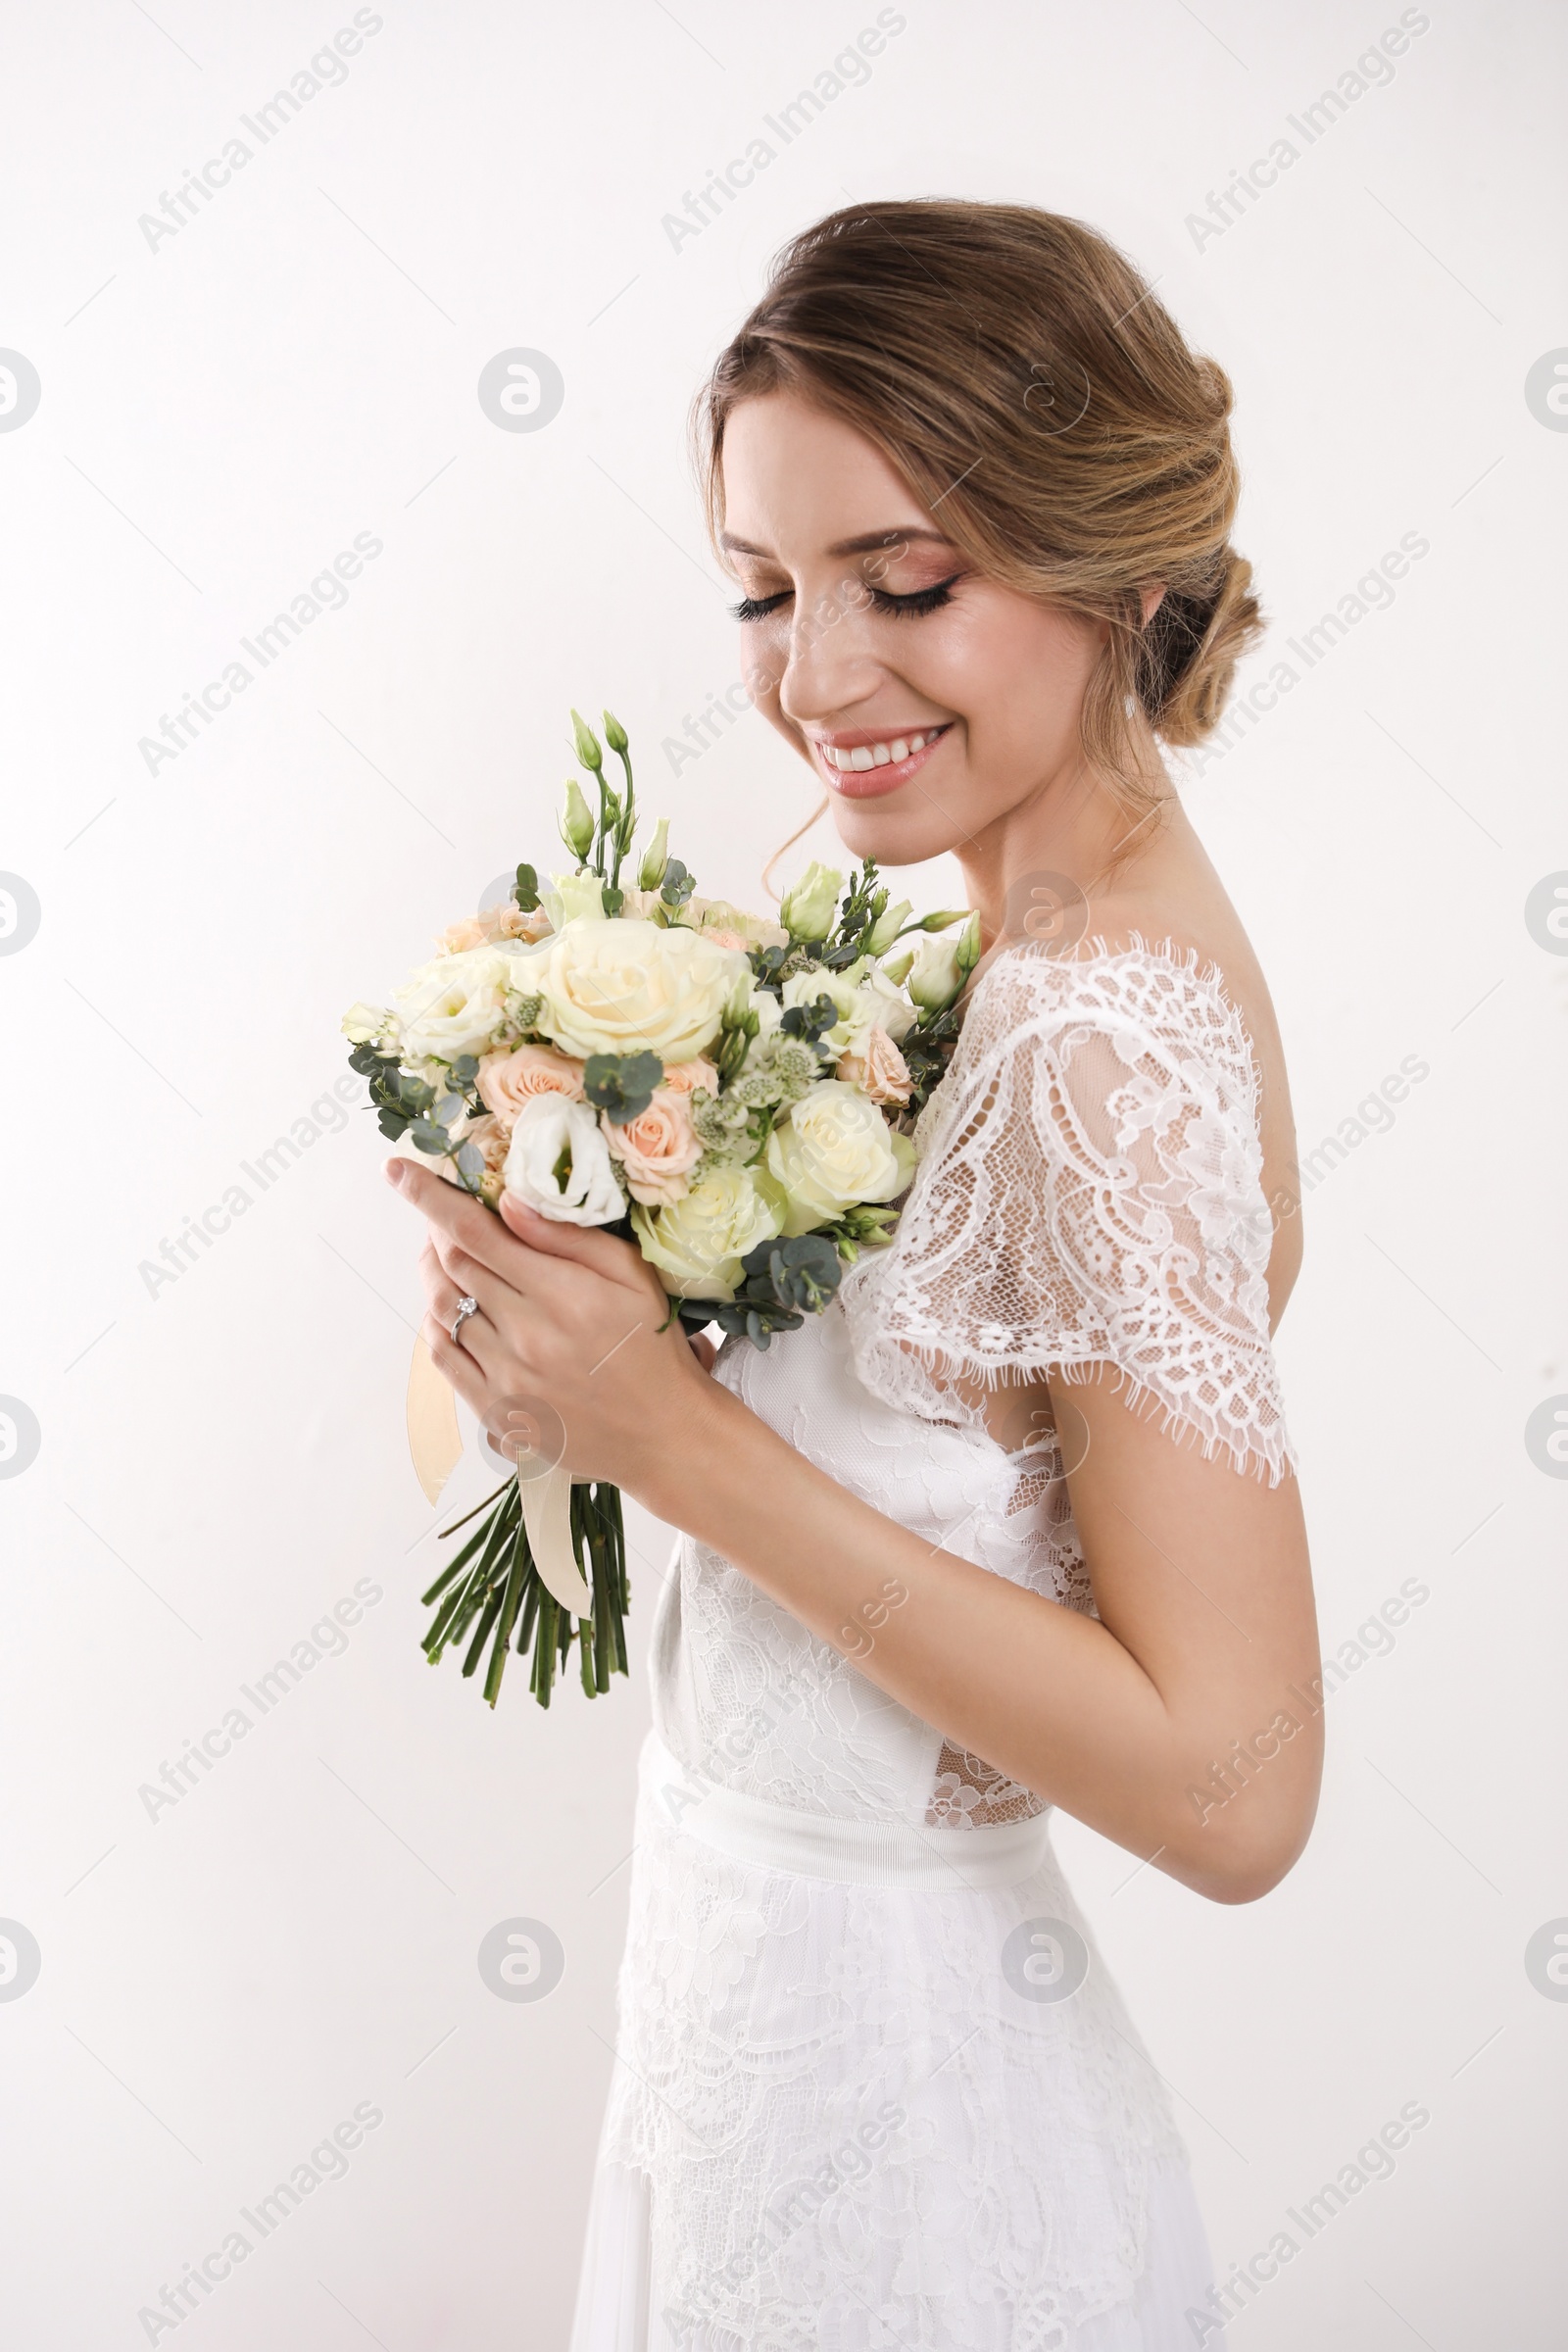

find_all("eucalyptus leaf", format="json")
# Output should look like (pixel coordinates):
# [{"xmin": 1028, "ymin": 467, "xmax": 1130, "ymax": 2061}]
[{"xmin": 583, "ymin": 1050, "xmax": 663, "ymax": 1122}]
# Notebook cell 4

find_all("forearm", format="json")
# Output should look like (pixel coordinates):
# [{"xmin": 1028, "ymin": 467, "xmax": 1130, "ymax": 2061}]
[{"xmin": 628, "ymin": 1375, "xmax": 1298, "ymax": 1894}]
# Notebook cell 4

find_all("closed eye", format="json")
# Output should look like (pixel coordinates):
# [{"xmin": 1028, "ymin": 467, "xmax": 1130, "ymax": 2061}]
[
  {"xmin": 728, "ymin": 588, "xmax": 792, "ymax": 622},
  {"xmin": 868, "ymin": 573, "xmax": 963, "ymax": 617},
  {"xmin": 729, "ymin": 572, "xmax": 965, "ymax": 624}
]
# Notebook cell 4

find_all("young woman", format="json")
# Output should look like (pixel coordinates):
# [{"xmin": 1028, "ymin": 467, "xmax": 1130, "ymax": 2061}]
[{"xmin": 391, "ymin": 200, "xmax": 1321, "ymax": 2349}]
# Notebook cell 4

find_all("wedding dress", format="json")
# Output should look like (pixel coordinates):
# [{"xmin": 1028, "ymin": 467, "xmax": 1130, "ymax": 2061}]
[{"xmin": 568, "ymin": 939, "xmax": 1297, "ymax": 2351}]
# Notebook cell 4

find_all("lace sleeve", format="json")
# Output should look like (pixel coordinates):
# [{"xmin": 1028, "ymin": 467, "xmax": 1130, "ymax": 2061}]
[{"xmin": 844, "ymin": 939, "xmax": 1298, "ymax": 1485}]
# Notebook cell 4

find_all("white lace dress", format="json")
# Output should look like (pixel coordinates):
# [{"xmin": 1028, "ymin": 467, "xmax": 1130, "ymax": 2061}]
[{"xmin": 568, "ymin": 941, "xmax": 1298, "ymax": 2351}]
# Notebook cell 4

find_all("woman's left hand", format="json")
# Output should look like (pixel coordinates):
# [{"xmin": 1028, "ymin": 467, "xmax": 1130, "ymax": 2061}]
[{"xmin": 385, "ymin": 1156, "xmax": 710, "ymax": 1492}]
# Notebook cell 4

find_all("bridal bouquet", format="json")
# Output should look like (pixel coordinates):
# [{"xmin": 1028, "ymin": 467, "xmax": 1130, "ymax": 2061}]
[{"xmin": 344, "ymin": 709, "xmax": 976, "ymax": 1709}]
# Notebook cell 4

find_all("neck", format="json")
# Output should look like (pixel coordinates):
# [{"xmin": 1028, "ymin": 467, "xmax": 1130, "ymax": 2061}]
[{"xmin": 956, "ymin": 744, "xmax": 1175, "ymax": 953}]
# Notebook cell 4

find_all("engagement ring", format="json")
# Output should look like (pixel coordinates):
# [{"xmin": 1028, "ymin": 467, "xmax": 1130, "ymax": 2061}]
[{"xmin": 450, "ymin": 1296, "xmax": 480, "ymax": 1343}]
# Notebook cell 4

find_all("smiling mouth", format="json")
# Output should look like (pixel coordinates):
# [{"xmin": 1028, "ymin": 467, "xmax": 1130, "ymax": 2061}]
[{"xmin": 811, "ymin": 723, "xmax": 953, "ymax": 796}]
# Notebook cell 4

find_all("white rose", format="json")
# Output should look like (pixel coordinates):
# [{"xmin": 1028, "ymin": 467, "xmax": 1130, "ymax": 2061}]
[
  {"xmin": 631, "ymin": 1164, "xmax": 785, "ymax": 1300},
  {"xmin": 765, "ymin": 1080, "xmax": 917, "ymax": 1237},
  {"xmin": 501, "ymin": 1093, "xmax": 625, "ymax": 1225},
  {"xmin": 393, "ymin": 949, "xmax": 517, "ymax": 1062},
  {"xmin": 534, "ymin": 915, "xmax": 748, "ymax": 1064},
  {"xmin": 779, "ymin": 964, "xmax": 877, "ymax": 1057}
]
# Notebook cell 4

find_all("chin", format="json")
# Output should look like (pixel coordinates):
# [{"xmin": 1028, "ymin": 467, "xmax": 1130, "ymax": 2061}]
[{"xmin": 825, "ymin": 789, "xmax": 969, "ymax": 868}]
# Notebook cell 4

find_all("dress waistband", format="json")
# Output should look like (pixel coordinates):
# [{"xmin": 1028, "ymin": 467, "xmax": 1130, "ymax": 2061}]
[{"xmin": 641, "ymin": 1732, "xmax": 1054, "ymax": 1891}]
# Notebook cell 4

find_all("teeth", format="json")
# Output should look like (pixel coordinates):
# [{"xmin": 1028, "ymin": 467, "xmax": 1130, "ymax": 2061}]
[{"xmin": 826, "ymin": 728, "xmax": 938, "ymax": 770}]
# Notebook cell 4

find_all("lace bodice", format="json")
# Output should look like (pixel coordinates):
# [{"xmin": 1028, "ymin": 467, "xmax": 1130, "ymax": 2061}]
[
  {"xmin": 651, "ymin": 937, "xmax": 1297, "ymax": 1836},
  {"xmin": 846, "ymin": 933, "xmax": 1296, "ymax": 1484}
]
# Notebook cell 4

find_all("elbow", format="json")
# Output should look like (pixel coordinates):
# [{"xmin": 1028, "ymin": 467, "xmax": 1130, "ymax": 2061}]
[{"xmin": 1168, "ymin": 1798, "xmax": 1320, "ymax": 1907}]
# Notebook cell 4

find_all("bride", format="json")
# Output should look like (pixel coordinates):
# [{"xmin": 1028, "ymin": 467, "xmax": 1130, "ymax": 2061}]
[{"xmin": 391, "ymin": 199, "xmax": 1321, "ymax": 2348}]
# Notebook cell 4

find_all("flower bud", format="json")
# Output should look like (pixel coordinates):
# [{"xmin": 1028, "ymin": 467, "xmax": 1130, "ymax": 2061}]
[
  {"xmin": 602, "ymin": 709, "xmax": 629, "ymax": 755},
  {"xmin": 570, "ymin": 709, "xmax": 604, "ymax": 772},
  {"xmin": 878, "ymin": 945, "xmax": 916, "ymax": 989},
  {"xmin": 956, "ymin": 911, "xmax": 982, "ymax": 975},
  {"xmin": 906, "ymin": 934, "xmax": 964, "ymax": 1014},
  {"xmin": 779, "ymin": 858, "xmax": 844, "ymax": 943},
  {"xmin": 918, "ymin": 907, "xmax": 968, "ymax": 932},
  {"xmin": 638, "ymin": 816, "xmax": 670, "ymax": 890},
  {"xmin": 559, "ymin": 776, "xmax": 596, "ymax": 860},
  {"xmin": 863, "ymin": 898, "xmax": 912, "ymax": 956}
]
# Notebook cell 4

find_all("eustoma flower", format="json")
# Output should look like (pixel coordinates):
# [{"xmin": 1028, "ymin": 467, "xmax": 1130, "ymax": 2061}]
[{"xmin": 502, "ymin": 1094, "xmax": 624, "ymax": 1225}]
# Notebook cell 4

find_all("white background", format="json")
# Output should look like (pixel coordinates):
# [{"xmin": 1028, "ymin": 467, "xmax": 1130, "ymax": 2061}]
[{"xmin": 2, "ymin": 2, "xmax": 1565, "ymax": 2345}]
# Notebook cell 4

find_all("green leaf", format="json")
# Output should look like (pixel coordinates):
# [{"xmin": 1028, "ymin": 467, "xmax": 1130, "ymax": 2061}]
[
  {"xmin": 514, "ymin": 862, "xmax": 541, "ymax": 912},
  {"xmin": 582, "ymin": 1049, "xmax": 663, "ymax": 1122},
  {"xmin": 410, "ymin": 1120, "xmax": 455, "ymax": 1155}
]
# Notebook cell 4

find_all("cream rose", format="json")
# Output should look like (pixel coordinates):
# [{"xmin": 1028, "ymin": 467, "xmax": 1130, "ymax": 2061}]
[
  {"xmin": 836, "ymin": 1026, "xmax": 912, "ymax": 1106},
  {"xmin": 477, "ymin": 1042, "xmax": 586, "ymax": 1124},
  {"xmin": 660, "ymin": 1055, "xmax": 719, "ymax": 1097},
  {"xmin": 604, "ymin": 1088, "xmax": 702, "ymax": 1207},
  {"xmin": 392, "ymin": 948, "xmax": 516, "ymax": 1063},
  {"xmin": 437, "ymin": 902, "xmax": 552, "ymax": 954},
  {"xmin": 765, "ymin": 1081, "xmax": 917, "ymax": 1236},
  {"xmin": 502, "ymin": 1094, "xmax": 624, "ymax": 1225},
  {"xmin": 533, "ymin": 916, "xmax": 747, "ymax": 1064},
  {"xmin": 631, "ymin": 1165, "xmax": 785, "ymax": 1300},
  {"xmin": 452, "ymin": 1111, "xmax": 510, "ymax": 1206}
]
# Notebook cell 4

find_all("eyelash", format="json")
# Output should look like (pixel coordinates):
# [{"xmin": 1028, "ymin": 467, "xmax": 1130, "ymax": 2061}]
[{"xmin": 728, "ymin": 573, "xmax": 963, "ymax": 623}]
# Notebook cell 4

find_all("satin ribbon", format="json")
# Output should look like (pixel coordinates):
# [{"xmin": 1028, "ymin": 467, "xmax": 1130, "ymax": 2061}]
[{"xmin": 406, "ymin": 1337, "xmax": 594, "ymax": 1616}]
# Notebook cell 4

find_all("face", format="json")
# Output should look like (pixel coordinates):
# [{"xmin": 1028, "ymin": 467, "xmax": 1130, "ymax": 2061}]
[{"xmin": 719, "ymin": 392, "xmax": 1111, "ymax": 871}]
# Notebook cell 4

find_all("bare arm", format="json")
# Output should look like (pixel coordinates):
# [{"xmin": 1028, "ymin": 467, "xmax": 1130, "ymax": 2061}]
[{"xmin": 394, "ymin": 1162, "xmax": 1321, "ymax": 1904}]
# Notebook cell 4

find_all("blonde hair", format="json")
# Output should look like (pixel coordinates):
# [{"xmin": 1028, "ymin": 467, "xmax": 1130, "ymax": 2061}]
[{"xmin": 695, "ymin": 199, "xmax": 1262, "ymax": 821}]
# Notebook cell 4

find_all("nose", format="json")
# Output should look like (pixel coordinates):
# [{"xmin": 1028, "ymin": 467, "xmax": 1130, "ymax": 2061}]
[{"xmin": 773, "ymin": 574, "xmax": 884, "ymax": 731}]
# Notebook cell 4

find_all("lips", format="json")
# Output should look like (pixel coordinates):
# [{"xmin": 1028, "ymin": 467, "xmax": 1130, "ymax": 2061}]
[{"xmin": 810, "ymin": 723, "xmax": 953, "ymax": 798}]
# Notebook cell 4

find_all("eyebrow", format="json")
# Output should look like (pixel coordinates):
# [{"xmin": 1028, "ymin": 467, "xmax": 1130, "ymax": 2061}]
[{"xmin": 719, "ymin": 526, "xmax": 957, "ymax": 560}]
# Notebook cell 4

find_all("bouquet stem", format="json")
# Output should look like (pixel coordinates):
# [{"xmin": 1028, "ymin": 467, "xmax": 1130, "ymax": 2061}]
[{"xmin": 419, "ymin": 1475, "xmax": 630, "ymax": 1709}]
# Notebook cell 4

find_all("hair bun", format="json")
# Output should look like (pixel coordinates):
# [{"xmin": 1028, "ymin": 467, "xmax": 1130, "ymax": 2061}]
[{"xmin": 1143, "ymin": 548, "xmax": 1262, "ymax": 747}]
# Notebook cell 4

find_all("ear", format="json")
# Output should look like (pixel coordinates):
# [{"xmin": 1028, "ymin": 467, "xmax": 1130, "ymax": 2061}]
[{"xmin": 1140, "ymin": 583, "xmax": 1167, "ymax": 625}]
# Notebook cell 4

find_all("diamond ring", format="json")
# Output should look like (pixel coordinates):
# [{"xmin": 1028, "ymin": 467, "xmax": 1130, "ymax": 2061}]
[{"xmin": 450, "ymin": 1295, "xmax": 480, "ymax": 1344}]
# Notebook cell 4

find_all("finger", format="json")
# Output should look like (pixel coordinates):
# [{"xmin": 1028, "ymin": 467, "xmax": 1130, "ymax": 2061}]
[
  {"xmin": 386, "ymin": 1158, "xmax": 532, "ymax": 1286},
  {"xmin": 498, "ymin": 1191, "xmax": 650, "ymax": 1290},
  {"xmin": 424, "ymin": 1254, "xmax": 516, "ymax": 1374},
  {"xmin": 428, "ymin": 1227, "xmax": 523, "ymax": 1308},
  {"xmin": 420, "ymin": 1310, "xmax": 492, "ymax": 1412},
  {"xmin": 688, "ymin": 1332, "xmax": 717, "ymax": 1374}
]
